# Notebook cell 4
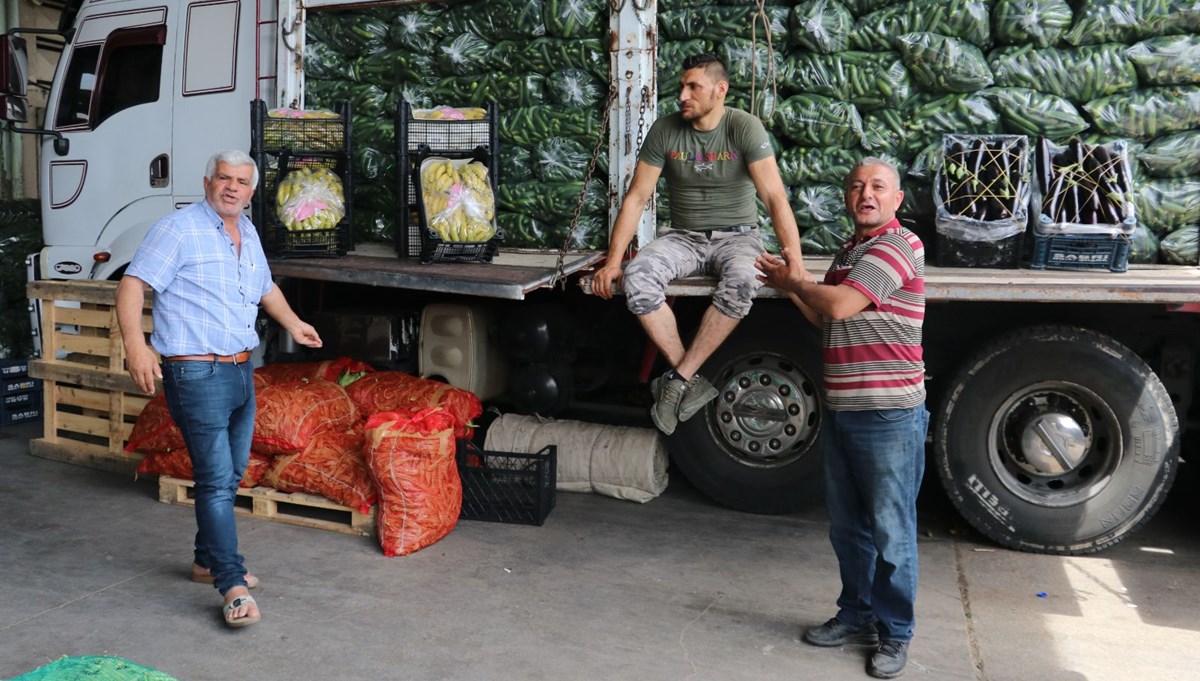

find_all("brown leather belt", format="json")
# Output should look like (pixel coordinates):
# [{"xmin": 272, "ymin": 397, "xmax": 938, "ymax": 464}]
[{"xmin": 163, "ymin": 351, "xmax": 252, "ymax": 364}]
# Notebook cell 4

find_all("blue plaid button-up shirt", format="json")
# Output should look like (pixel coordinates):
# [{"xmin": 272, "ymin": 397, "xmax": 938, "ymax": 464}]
[{"xmin": 126, "ymin": 200, "xmax": 274, "ymax": 357}]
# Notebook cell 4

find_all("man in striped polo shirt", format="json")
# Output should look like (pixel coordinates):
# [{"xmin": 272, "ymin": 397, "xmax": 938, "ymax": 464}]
[{"xmin": 756, "ymin": 157, "xmax": 927, "ymax": 679}]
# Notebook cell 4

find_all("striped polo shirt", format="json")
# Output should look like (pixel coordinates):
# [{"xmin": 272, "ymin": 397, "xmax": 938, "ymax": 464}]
[{"xmin": 822, "ymin": 219, "xmax": 926, "ymax": 411}]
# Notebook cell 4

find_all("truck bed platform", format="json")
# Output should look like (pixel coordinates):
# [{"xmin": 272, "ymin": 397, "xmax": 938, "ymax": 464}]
[
  {"xmin": 587, "ymin": 258, "xmax": 1200, "ymax": 305},
  {"xmin": 269, "ymin": 243, "xmax": 605, "ymax": 300}
]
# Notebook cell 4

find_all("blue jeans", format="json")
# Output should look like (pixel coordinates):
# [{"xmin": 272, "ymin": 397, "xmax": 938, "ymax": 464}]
[
  {"xmin": 821, "ymin": 405, "xmax": 929, "ymax": 642},
  {"xmin": 162, "ymin": 359, "xmax": 256, "ymax": 594}
]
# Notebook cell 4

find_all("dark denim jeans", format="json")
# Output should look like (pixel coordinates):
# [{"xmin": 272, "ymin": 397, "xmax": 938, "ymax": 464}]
[
  {"xmin": 162, "ymin": 359, "xmax": 255, "ymax": 595},
  {"xmin": 821, "ymin": 405, "xmax": 929, "ymax": 642}
]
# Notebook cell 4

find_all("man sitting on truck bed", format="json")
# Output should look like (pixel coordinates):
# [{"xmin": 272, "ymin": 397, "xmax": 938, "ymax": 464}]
[{"xmin": 592, "ymin": 53, "xmax": 802, "ymax": 435}]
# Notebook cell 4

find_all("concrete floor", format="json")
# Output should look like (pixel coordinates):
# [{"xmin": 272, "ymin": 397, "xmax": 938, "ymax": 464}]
[{"xmin": 2, "ymin": 420, "xmax": 1198, "ymax": 681}]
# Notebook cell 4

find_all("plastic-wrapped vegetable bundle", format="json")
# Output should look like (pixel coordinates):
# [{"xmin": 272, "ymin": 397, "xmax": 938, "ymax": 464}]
[
  {"xmin": 1126, "ymin": 35, "xmax": 1200, "ymax": 85},
  {"xmin": 1138, "ymin": 131, "xmax": 1200, "ymax": 177},
  {"xmin": 449, "ymin": 0, "xmax": 546, "ymax": 42},
  {"xmin": 861, "ymin": 108, "xmax": 907, "ymax": 156},
  {"xmin": 1064, "ymin": 0, "xmax": 1200, "ymax": 47},
  {"xmin": 395, "ymin": 82, "xmax": 435, "ymax": 110},
  {"xmin": 1160, "ymin": 226, "xmax": 1199, "ymax": 265},
  {"xmin": 501, "ymin": 145, "xmax": 536, "ymax": 183},
  {"xmin": 500, "ymin": 106, "xmax": 602, "ymax": 147},
  {"xmin": 277, "ymin": 167, "xmax": 346, "ymax": 232},
  {"xmin": 848, "ymin": 0, "xmax": 992, "ymax": 51},
  {"xmin": 784, "ymin": 51, "xmax": 910, "ymax": 110},
  {"xmin": 546, "ymin": 68, "xmax": 607, "ymax": 109},
  {"xmin": 1127, "ymin": 223, "xmax": 1162, "ymax": 263},
  {"xmin": 496, "ymin": 179, "xmax": 606, "ymax": 221},
  {"xmin": 498, "ymin": 211, "xmax": 607, "ymax": 250},
  {"xmin": 727, "ymin": 88, "xmax": 781, "ymax": 121},
  {"xmin": 534, "ymin": 137, "xmax": 596, "ymax": 183},
  {"xmin": 991, "ymin": 0, "xmax": 1073, "ymax": 48},
  {"xmin": 387, "ymin": 5, "xmax": 450, "ymax": 54},
  {"xmin": 720, "ymin": 37, "xmax": 786, "ymax": 86},
  {"xmin": 659, "ymin": 5, "xmax": 791, "ymax": 47},
  {"xmin": 789, "ymin": 0, "xmax": 853, "ymax": 54},
  {"xmin": 1133, "ymin": 177, "xmax": 1200, "ymax": 235},
  {"xmin": 420, "ymin": 158, "xmax": 498, "ymax": 243},
  {"xmin": 775, "ymin": 94, "xmax": 864, "ymax": 148},
  {"xmin": 791, "ymin": 183, "xmax": 844, "ymax": 227},
  {"xmin": 840, "ymin": 0, "xmax": 899, "ymax": 14},
  {"xmin": 895, "ymin": 33, "xmax": 993, "ymax": 93},
  {"xmin": 497, "ymin": 38, "xmax": 608, "ymax": 80},
  {"xmin": 907, "ymin": 141, "xmax": 943, "ymax": 181},
  {"xmin": 306, "ymin": 11, "xmax": 389, "ymax": 58},
  {"xmin": 435, "ymin": 32, "xmax": 496, "ymax": 75},
  {"xmin": 984, "ymin": 87, "xmax": 1090, "ymax": 139},
  {"xmin": 801, "ymin": 216, "xmax": 855, "ymax": 255},
  {"xmin": 544, "ymin": 0, "xmax": 606, "ymax": 39},
  {"xmin": 1083, "ymin": 86, "xmax": 1200, "ymax": 139},
  {"xmin": 658, "ymin": 39, "xmax": 715, "ymax": 85},
  {"xmin": 432, "ymin": 73, "xmax": 545, "ymax": 108},
  {"xmin": 305, "ymin": 42, "xmax": 344, "ymax": 80},
  {"xmin": 869, "ymin": 94, "xmax": 1001, "ymax": 161},
  {"xmin": 353, "ymin": 145, "xmax": 394, "ymax": 183},
  {"xmin": 779, "ymin": 146, "xmax": 861, "ymax": 185},
  {"xmin": 988, "ymin": 45, "xmax": 1137, "ymax": 104},
  {"xmin": 899, "ymin": 179, "xmax": 936, "ymax": 225}
]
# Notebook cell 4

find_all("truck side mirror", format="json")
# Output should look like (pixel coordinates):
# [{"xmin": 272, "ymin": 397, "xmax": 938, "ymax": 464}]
[{"xmin": 0, "ymin": 35, "xmax": 29, "ymax": 124}]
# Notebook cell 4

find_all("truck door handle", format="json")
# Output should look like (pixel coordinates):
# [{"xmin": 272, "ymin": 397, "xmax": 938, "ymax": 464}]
[{"xmin": 150, "ymin": 154, "xmax": 170, "ymax": 188}]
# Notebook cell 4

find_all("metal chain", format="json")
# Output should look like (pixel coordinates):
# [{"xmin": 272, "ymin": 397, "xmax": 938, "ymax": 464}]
[
  {"xmin": 637, "ymin": 85, "xmax": 650, "ymax": 151},
  {"xmin": 551, "ymin": 84, "xmax": 618, "ymax": 289},
  {"xmin": 624, "ymin": 85, "xmax": 633, "ymax": 155}
]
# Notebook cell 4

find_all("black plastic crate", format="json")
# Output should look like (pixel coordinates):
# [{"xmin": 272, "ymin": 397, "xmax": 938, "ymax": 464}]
[
  {"xmin": 396, "ymin": 101, "xmax": 499, "ymax": 258},
  {"xmin": 411, "ymin": 145, "xmax": 503, "ymax": 264},
  {"xmin": 0, "ymin": 358, "xmax": 29, "ymax": 377},
  {"xmin": 250, "ymin": 100, "xmax": 353, "ymax": 258},
  {"xmin": 1030, "ymin": 231, "xmax": 1131, "ymax": 272},
  {"xmin": 935, "ymin": 232, "xmax": 1024, "ymax": 269},
  {"xmin": 457, "ymin": 441, "xmax": 555, "ymax": 526}
]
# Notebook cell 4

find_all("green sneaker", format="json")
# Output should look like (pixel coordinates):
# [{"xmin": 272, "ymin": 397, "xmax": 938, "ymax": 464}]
[
  {"xmin": 650, "ymin": 374, "xmax": 687, "ymax": 435},
  {"xmin": 677, "ymin": 374, "xmax": 718, "ymax": 423}
]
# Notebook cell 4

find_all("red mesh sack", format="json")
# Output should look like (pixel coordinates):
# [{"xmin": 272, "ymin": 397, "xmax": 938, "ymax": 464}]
[
  {"xmin": 346, "ymin": 372, "xmax": 482, "ymax": 439},
  {"xmin": 254, "ymin": 357, "xmax": 376, "ymax": 385},
  {"xmin": 136, "ymin": 449, "xmax": 193, "ymax": 479},
  {"xmin": 264, "ymin": 428, "xmax": 376, "ymax": 514},
  {"xmin": 252, "ymin": 380, "xmax": 359, "ymax": 456},
  {"xmin": 253, "ymin": 371, "xmax": 272, "ymax": 391},
  {"xmin": 365, "ymin": 408, "xmax": 461, "ymax": 557},
  {"xmin": 241, "ymin": 452, "xmax": 274, "ymax": 488},
  {"xmin": 125, "ymin": 393, "xmax": 185, "ymax": 453}
]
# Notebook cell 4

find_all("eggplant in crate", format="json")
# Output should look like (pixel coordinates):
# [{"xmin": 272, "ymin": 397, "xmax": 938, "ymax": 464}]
[{"xmin": 934, "ymin": 134, "xmax": 1031, "ymax": 268}]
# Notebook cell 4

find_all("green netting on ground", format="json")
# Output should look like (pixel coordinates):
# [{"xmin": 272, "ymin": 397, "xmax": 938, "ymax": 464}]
[{"xmin": 7, "ymin": 656, "xmax": 180, "ymax": 681}]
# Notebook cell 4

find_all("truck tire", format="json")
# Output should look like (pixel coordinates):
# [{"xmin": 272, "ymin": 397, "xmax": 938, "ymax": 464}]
[
  {"xmin": 668, "ymin": 326, "xmax": 825, "ymax": 514},
  {"xmin": 936, "ymin": 325, "xmax": 1179, "ymax": 554}
]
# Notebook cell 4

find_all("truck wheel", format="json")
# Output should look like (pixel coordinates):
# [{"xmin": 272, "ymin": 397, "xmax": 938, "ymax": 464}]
[
  {"xmin": 936, "ymin": 325, "xmax": 1179, "ymax": 554},
  {"xmin": 669, "ymin": 327, "xmax": 824, "ymax": 514}
]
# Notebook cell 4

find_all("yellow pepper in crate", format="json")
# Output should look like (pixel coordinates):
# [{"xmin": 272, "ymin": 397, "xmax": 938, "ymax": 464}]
[
  {"xmin": 276, "ymin": 166, "xmax": 346, "ymax": 232},
  {"xmin": 420, "ymin": 158, "xmax": 497, "ymax": 243}
]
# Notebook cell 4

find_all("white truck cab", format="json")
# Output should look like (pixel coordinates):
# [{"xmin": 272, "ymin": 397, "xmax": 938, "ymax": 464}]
[{"xmin": 3, "ymin": 0, "xmax": 282, "ymax": 281}]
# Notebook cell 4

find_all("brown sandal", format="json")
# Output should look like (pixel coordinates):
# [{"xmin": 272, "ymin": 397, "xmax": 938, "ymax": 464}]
[{"xmin": 191, "ymin": 564, "xmax": 259, "ymax": 589}]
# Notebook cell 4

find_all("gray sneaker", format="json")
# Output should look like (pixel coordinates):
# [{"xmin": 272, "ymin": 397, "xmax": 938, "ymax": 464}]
[
  {"xmin": 803, "ymin": 617, "xmax": 880, "ymax": 647},
  {"xmin": 650, "ymin": 374, "xmax": 686, "ymax": 435},
  {"xmin": 677, "ymin": 374, "xmax": 718, "ymax": 423},
  {"xmin": 869, "ymin": 640, "xmax": 909, "ymax": 679}
]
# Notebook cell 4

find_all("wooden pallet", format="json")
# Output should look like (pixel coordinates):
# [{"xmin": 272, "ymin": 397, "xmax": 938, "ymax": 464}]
[
  {"xmin": 26, "ymin": 280, "xmax": 155, "ymax": 474},
  {"xmin": 157, "ymin": 476, "xmax": 376, "ymax": 537}
]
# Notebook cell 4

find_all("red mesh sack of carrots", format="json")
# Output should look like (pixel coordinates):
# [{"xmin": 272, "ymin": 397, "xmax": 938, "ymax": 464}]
[
  {"xmin": 136, "ymin": 449, "xmax": 272, "ymax": 488},
  {"xmin": 252, "ymin": 380, "xmax": 359, "ymax": 456},
  {"xmin": 254, "ymin": 357, "xmax": 375, "ymax": 385},
  {"xmin": 125, "ymin": 393, "xmax": 186, "ymax": 453},
  {"xmin": 136, "ymin": 449, "xmax": 193, "ymax": 479},
  {"xmin": 241, "ymin": 452, "xmax": 274, "ymax": 488},
  {"xmin": 365, "ymin": 407, "xmax": 462, "ymax": 557},
  {"xmin": 264, "ymin": 428, "xmax": 376, "ymax": 514},
  {"xmin": 346, "ymin": 372, "xmax": 482, "ymax": 439}
]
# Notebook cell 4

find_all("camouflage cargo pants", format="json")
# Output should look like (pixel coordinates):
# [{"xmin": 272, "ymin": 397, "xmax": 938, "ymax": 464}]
[{"xmin": 623, "ymin": 227, "xmax": 765, "ymax": 319}]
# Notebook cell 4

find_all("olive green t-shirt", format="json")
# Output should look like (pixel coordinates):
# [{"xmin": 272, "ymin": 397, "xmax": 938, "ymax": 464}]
[{"xmin": 638, "ymin": 108, "xmax": 773, "ymax": 230}]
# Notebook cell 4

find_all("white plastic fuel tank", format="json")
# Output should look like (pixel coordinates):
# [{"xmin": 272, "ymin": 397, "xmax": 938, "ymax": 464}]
[{"xmin": 418, "ymin": 303, "xmax": 508, "ymax": 400}]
